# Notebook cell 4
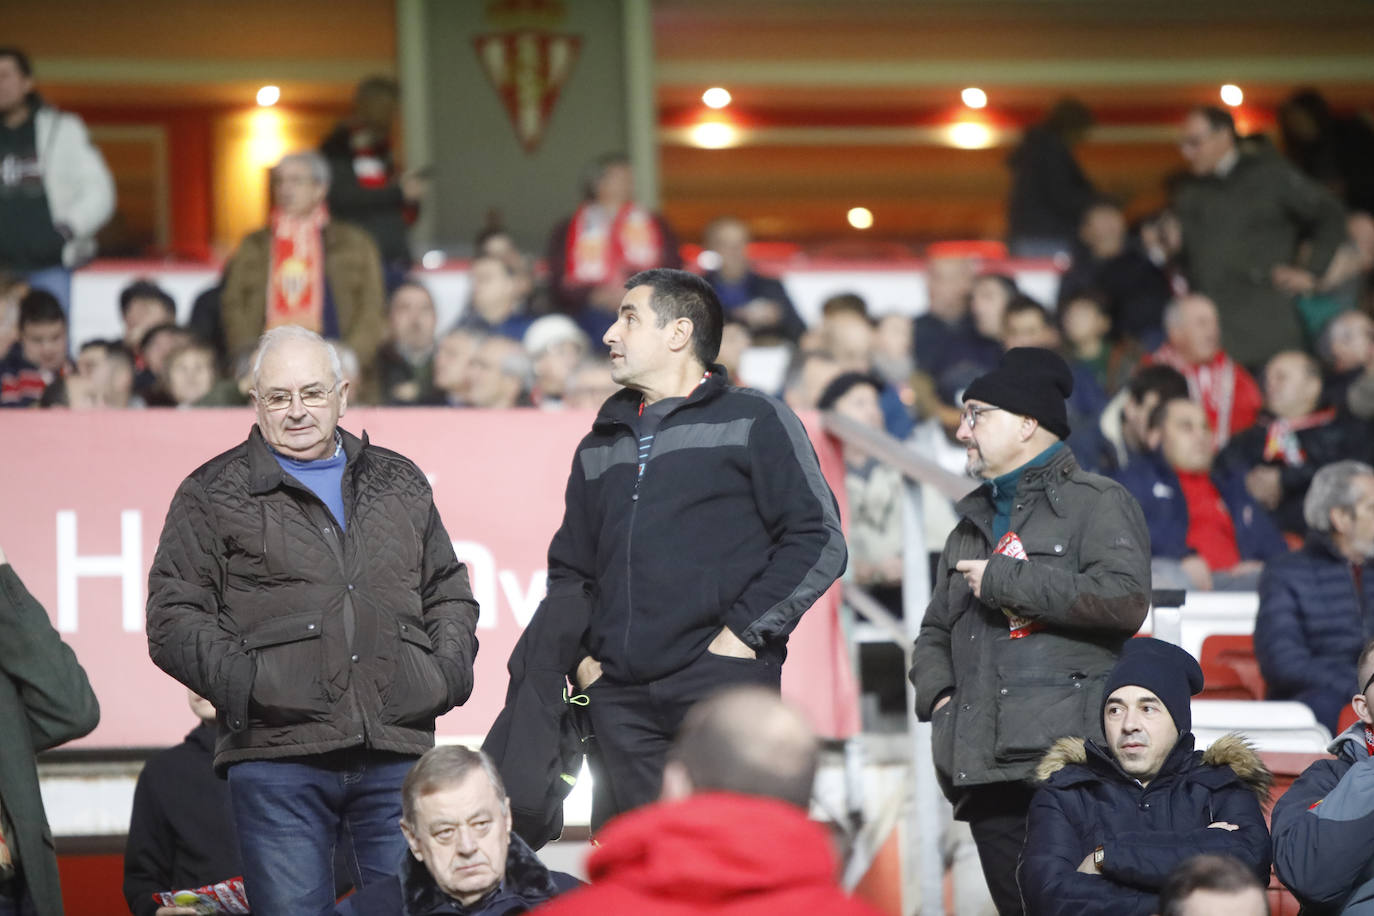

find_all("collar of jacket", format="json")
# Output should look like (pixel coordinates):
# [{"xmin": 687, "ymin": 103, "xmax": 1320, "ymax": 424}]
[
  {"xmin": 592, "ymin": 363, "xmax": 730, "ymax": 430},
  {"xmin": 1036, "ymin": 732, "xmax": 1273, "ymax": 802},
  {"xmin": 1329, "ymin": 721, "xmax": 1374, "ymax": 760},
  {"xmin": 958, "ymin": 442, "xmax": 1080, "ymax": 527},
  {"xmin": 401, "ymin": 832, "xmax": 561, "ymax": 915},
  {"xmin": 1302, "ymin": 529, "xmax": 1370, "ymax": 567},
  {"xmin": 245, "ymin": 424, "xmax": 367, "ymax": 496}
]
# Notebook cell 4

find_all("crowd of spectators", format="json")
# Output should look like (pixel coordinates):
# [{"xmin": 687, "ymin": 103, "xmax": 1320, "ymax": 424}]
[{"xmin": 7, "ymin": 55, "xmax": 1374, "ymax": 893}]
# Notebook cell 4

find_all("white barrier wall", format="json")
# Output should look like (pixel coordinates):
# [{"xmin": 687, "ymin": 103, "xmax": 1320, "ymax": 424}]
[{"xmin": 66, "ymin": 259, "xmax": 1062, "ymax": 350}]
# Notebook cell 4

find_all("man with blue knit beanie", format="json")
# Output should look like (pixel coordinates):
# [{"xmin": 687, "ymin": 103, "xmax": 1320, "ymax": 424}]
[{"xmin": 911, "ymin": 347, "xmax": 1153, "ymax": 914}]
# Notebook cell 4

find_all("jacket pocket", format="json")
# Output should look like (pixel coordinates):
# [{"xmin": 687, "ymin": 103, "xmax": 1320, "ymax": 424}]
[
  {"xmin": 931, "ymin": 700, "xmax": 956, "ymax": 782},
  {"xmin": 382, "ymin": 622, "xmax": 449, "ymax": 726},
  {"xmin": 993, "ymin": 666, "xmax": 1100, "ymax": 763},
  {"xmin": 244, "ymin": 610, "xmax": 328, "ymax": 726}
]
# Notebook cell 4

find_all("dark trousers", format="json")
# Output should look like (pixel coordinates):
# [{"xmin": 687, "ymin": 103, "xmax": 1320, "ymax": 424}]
[
  {"xmin": 584, "ymin": 650, "xmax": 781, "ymax": 832},
  {"xmin": 961, "ymin": 782, "xmax": 1035, "ymax": 916},
  {"xmin": 0, "ymin": 874, "xmax": 35, "ymax": 916}
]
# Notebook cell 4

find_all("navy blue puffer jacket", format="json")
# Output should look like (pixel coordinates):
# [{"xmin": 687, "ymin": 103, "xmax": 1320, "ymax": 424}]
[{"xmin": 1256, "ymin": 536, "xmax": 1374, "ymax": 732}]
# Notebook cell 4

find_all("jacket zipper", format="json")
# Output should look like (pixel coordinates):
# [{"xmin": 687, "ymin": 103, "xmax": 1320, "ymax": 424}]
[{"xmin": 620, "ymin": 395, "xmax": 698, "ymax": 681}]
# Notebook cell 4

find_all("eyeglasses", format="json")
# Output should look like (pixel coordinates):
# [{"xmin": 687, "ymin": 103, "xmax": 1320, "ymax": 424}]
[
  {"xmin": 256, "ymin": 384, "xmax": 336, "ymax": 411},
  {"xmin": 961, "ymin": 404, "xmax": 1003, "ymax": 429}
]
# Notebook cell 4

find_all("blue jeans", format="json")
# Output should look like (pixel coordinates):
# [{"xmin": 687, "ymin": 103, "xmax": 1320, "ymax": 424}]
[
  {"xmin": 23, "ymin": 265, "xmax": 72, "ymax": 318},
  {"xmin": 227, "ymin": 750, "xmax": 416, "ymax": 916}
]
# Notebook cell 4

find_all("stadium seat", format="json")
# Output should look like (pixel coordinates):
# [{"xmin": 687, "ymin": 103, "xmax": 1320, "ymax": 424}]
[
  {"xmin": 1338, "ymin": 703, "xmax": 1360, "ymax": 735},
  {"xmin": 1198, "ymin": 634, "xmax": 1266, "ymax": 701}
]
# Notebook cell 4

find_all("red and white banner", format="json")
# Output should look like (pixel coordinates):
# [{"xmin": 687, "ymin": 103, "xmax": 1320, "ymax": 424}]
[{"xmin": 0, "ymin": 409, "xmax": 860, "ymax": 748}]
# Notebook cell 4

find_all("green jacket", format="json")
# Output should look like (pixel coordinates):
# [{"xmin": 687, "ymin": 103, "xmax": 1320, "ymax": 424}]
[
  {"xmin": 0, "ymin": 564, "xmax": 100, "ymax": 916},
  {"xmin": 1174, "ymin": 149, "xmax": 1347, "ymax": 369},
  {"xmin": 910, "ymin": 446, "xmax": 1150, "ymax": 807}
]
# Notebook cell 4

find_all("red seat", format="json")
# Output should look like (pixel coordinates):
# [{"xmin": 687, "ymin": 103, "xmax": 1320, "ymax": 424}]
[
  {"xmin": 1199, "ymin": 635, "xmax": 1267, "ymax": 701},
  {"xmin": 1338, "ymin": 703, "xmax": 1360, "ymax": 734}
]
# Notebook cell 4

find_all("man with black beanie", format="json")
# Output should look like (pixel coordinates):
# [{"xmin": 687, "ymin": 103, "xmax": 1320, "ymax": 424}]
[
  {"xmin": 1019, "ymin": 638, "xmax": 1272, "ymax": 915},
  {"xmin": 910, "ymin": 347, "xmax": 1152, "ymax": 914}
]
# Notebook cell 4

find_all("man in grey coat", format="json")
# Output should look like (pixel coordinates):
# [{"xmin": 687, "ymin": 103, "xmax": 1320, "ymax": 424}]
[
  {"xmin": 1173, "ymin": 106, "xmax": 1347, "ymax": 369},
  {"xmin": 911, "ymin": 347, "xmax": 1151, "ymax": 915}
]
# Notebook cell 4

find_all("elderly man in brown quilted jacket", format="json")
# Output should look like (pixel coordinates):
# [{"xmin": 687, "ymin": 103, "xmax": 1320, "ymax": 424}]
[{"xmin": 146, "ymin": 324, "xmax": 478, "ymax": 916}]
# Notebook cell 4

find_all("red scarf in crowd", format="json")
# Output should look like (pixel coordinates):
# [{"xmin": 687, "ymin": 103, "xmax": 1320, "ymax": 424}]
[
  {"xmin": 1262, "ymin": 408, "xmax": 1337, "ymax": 464},
  {"xmin": 1148, "ymin": 344, "xmax": 1263, "ymax": 450},
  {"xmin": 563, "ymin": 201, "xmax": 662, "ymax": 287},
  {"xmin": 266, "ymin": 204, "xmax": 329, "ymax": 333}
]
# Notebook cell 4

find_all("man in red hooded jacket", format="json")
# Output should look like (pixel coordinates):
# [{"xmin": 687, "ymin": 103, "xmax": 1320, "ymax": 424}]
[{"xmin": 533, "ymin": 687, "xmax": 883, "ymax": 916}]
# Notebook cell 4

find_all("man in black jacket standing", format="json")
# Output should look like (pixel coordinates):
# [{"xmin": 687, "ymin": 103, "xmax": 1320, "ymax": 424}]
[
  {"xmin": 911, "ymin": 347, "xmax": 1152, "ymax": 915},
  {"xmin": 146, "ymin": 325, "xmax": 479, "ymax": 916},
  {"xmin": 546, "ymin": 268, "xmax": 846, "ymax": 830}
]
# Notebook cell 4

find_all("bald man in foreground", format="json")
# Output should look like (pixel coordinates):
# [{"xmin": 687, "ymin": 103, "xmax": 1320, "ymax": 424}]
[{"xmin": 535, "ymin": 687, "xmax": 884, "ymax": 915}]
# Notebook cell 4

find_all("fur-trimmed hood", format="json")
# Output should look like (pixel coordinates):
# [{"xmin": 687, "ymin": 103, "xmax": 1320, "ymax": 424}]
[{"xmin": 1035, "ymin": 731, "xmax": 1273, "ymax": 801}]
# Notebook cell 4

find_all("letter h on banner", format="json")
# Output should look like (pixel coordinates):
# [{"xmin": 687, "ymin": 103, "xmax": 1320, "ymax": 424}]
[{"xmin": 56, "ymin": 510, "xmax": 143, "ymax": 633}]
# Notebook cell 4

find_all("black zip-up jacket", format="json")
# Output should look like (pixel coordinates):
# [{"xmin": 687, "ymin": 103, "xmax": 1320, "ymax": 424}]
[
  {"xmin": 545, "ymin": 367, "xmax": 846, "ymax": 683},
  {"xmin": 146, "ymin": 426, "xmax": 478, "ymax": 772}
]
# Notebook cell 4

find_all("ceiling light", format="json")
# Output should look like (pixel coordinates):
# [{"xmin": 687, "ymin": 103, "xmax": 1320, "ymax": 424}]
[{"xmin": 702, "ymin": 87, "xmax": 732, "ymax": 109}]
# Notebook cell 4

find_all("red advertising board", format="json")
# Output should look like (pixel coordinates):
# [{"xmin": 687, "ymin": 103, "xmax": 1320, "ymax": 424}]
[{"xmin": 0, "ymin": 409, "xmax": 860, "ymax": 748}]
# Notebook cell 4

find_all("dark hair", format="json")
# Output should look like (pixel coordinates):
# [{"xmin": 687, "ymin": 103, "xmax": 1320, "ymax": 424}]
[
  {"xmin": 1003, "ymin": 294, "xmax": 1051, "ymax": 327},
  {"xmin": 1059, "ymin": 289, "xmax": 1110, "ymax": 320},
  {"xmin": 119, "ymin": 279, "xmax": 176, "ymax": 319},
  {"xmin": 821, "ymin": 292, "xmax": 870, "ymax": 319},
  {"xmin": 139, "ymin": 322, "xmax": 189, "ymax": 355},
  {"xmin": 624, "ymin": 268, "xmax": 723, "ymax": 367},
  {"xmin": 1126, "ymin": 364, "xmax": 1190, "ymax": 406},
  {"xmin": 354, "ymin": 75, "xmax": 398, "ymax": 101},
  {"xmin": 0, "ymin": 48, "xmax": 32, "ymax": 78},
  {"xmin": 1191, "ymin": 105, "xmax": 1237, "ymax": 139},
  {"xmin": 1158, "ymin": 854, "xmax": 1264, "ymax": 916},
  {"xmin": 1044, "ymin": 97, "xmax": 1094, "ymax": 137},
  {"xmin": 975, "ymin": 273, "xmax": 1020, "ymax": 303},
  {"xmin": 817, "ymin": 371, "xmax": 883, "ymax": 412},
  {"xmin": 666, "ymin": 687, "xmax": 818, "ymax": 810},
  {"xmin": 387, "ymin": 280, "xmax": 435, "ymax": 313},
  {"xmin": 1147, "ymin": 393, "xmax": 1195, "ymax": 434},
  {"xmin": 581, "ymin": 152, "xmax": 630, "ymax": 200},
  {"xmin": 19, "ymin": 289, "xmax": 65, "ymax": 329},
  {"xmin": 101, "ymin": 340, "xmax": 136, "ymax": 371}
]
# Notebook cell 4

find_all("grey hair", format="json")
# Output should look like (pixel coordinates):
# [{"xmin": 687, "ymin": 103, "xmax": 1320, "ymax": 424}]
[
  {"xmin": 402, "ymin": 745, "xmax": 507, "ymax": 827},
  {"xmin": 276, "ymin": 150, "xmax": 331, "ymax": 189},
  {"xmin": 1304, "ymin": 460, "xmax": 1374, "ymax": 533},
  {"xmin": 252, "ymin": 325, "xmax": 344, "ymax": 388},
  {"xmin": 1162, "ymin": 295, "xmax": 1215, "ymax": 332}
]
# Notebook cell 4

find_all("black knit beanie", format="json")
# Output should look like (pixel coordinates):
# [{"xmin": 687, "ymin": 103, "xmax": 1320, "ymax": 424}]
[
  {"xmin": 1101, "ymin": 637, "xmax": 1205, "ymax": 735},
  {"xmin": 962, "ymin": 347, "xmax": 1074, "ymax": 440}
]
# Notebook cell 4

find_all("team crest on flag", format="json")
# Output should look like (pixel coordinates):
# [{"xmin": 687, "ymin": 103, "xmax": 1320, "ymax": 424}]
[{"xmin": 474, "ymin": 1, "xmax": 582, "ymax": 153}]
